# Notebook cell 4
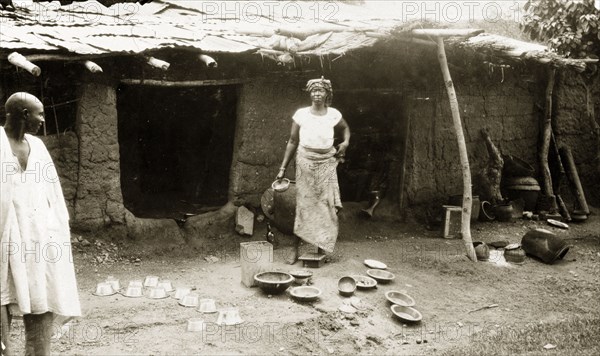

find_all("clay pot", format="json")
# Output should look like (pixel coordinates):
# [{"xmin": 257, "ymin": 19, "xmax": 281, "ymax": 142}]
[
  {"xmin": 272, "ymin": 182, "xmax": 297, "ymax": 235},
  {"xmin": 472, "ymin": 241, "xmax": 490, "ymax": 261},
  {"xmin": 494, "ymin": 202, "xmax": 514, "ymax": 222},
  {"xmin": 504, "ymin": 176, "xmax": 540, "ymax": 212},
  {"xmin": 521, "ymin": 228, "xmax": 570, "ymax": 264},
  {"xmin": 504, "ymin": 245, "xmax": 526, "ymax": 264}
]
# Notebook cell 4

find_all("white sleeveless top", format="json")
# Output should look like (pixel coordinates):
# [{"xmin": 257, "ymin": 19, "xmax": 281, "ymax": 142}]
[{"xmin": 292, "ymin": 107, "xmax": 342, "ymax": 150}]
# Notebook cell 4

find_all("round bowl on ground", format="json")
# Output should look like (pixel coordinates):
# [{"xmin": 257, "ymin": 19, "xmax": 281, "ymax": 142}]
[
  {"xmin": 385, "ymin": 291, "xmax": 416, "ymax": 307},
  {"xmin": 289, "ymin": 270, "xmax": 313, "ymax": 285},
  {"xmin": 143, "ymin": 276, "xmax": 159, "ymax": 288},
  {"xmin": 105, "ymin": 277, "xmax": 121, "ymax": 292},
  {"xmin": 290, "ymin": 286, "xmax": 322, "ymax": 302},
  {"xmin": 173, "ymin": 286, "xmax": 192, "ymax": 300},
  {"xmin": 363, "ymin": 259, "xmax": 387, "ymax": 269},
  {"xmin": 391, "ymin": 304, "xmax": 422, "ymax": 323},
  {"xmin": 179, "ymin": 293, "xmax": 200, "ymax": 307},
  {"xmin": 122, "ymin": 286, "xmax": 143, "ymax": 298},
  {"xmin": 366, "ymin": 269, "xmax": 395, "ymax": 283},
  {"xmin": 351, "ymin": 275, "xmax": 378, "ymax": 289},
  {"xmin": 254, "ymin": 272, "xmax": 294, "ymax": 295},
  {"xmin": 157, "ymin": 280, "xmax": 174, "ymax": 292},
  {"xmin": 93, "ymin": 282, "xmax": 116, "ymax": 296},
  {"xmin": 338, "ymin": 276, "xmax": 357, "ymax": 297},
  {"xmin": 147, "ymin": 287, "xmax": 168, "ymax": 299},
  {"xmin": 197, "ymin": 299, "xmax": 217, "ymax": 313}
]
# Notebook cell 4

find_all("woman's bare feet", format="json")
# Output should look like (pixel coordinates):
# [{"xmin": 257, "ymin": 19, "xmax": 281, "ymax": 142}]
[{"xmin": 285, "ymin": 237, "xmax": 301, "ymax": 265}]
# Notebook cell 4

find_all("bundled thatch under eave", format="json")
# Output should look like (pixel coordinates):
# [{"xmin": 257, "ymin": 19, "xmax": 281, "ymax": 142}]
[{"xmin": 450, "ymin": 33, "xmax": 597, "ymax": 72}]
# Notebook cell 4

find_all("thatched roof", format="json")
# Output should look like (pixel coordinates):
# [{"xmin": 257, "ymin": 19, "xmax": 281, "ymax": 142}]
[{"xmin": 1, "ymin": 0, "xmax": 595, "ymax": 71}]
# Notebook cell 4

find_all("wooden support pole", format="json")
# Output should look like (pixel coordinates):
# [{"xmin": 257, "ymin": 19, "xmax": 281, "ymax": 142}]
[
  {"xmin": 539, "ymin": 68, "xmax": 559, "ymax": 213},
  {"xmin": 436, "ymin": 37, "xmax": 477, "ymax": 262}
]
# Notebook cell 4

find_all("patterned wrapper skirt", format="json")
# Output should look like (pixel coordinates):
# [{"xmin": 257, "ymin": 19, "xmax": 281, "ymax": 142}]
[{"xmin": 294, "ymin": 146, "xmax": 342, "ymax": 253}]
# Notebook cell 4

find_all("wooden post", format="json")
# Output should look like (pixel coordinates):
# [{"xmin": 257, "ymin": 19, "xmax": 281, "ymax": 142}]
[
  {"xmin": 539, "ymin": 68, "xmax": 558, "ymax": 213},
  {"xmin": 436, "ymin": 37, "xmax": 477, "ymax": 262}
]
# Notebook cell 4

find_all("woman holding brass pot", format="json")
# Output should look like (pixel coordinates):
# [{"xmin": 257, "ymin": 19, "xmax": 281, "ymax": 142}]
[{"xmin": 275, "ymin": 77, "xmax": 350, "ymax": 263}]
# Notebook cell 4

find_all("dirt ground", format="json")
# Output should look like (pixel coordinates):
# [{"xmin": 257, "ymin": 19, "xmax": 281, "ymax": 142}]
[{"xmin": 5, "ymin": 203, "xmax": 600, "ymax": 355}]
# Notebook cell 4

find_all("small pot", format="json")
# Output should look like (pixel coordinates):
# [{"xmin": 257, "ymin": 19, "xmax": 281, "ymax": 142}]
[
  {"xmin": 494, "ymin": 202, "xmax": 514, "ymax": 222},
  {"xmin": 472, "ymin": 241, "xmax": 490, "ymax": 261}
]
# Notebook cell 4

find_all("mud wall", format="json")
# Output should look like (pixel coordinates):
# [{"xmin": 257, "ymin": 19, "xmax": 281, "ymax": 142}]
[
  {"xmin": 554, "ymin": 70, "xmax": 600, "ymax": 206},
  {"xmin": 229, "ymin": 74, "xmax": 312, "ymax": 206},
  {"xmin": 404, "ymin": 68, "xmax": 540, "ymax": 205},
  {"xmin": 41, "ymin": 133, "xmax": 79, "ymax": 217},
  {"xmin": 74, "ymin": 82, "xmax": 126, "ymax": 230}
]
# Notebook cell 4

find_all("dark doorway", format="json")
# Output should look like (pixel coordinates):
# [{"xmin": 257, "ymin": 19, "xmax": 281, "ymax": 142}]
[
  {"xmin": 334, "ymin": 92, "xmax": 407, "ymax": 203},
  {"xmin": 117, "ymin": 84, "xmax": 238, "ymax": 218}
]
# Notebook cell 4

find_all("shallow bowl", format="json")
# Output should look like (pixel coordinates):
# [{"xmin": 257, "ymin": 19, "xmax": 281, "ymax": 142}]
[
  {"xmin": 271, "ymin": 178, "xmax": 291, "ymax": 192},
  {"xmin": 385, "ymin": 291, "xmax": 416, "ymax": 307},
  {"xmin": 391, "ymin": 304, "xmax": 422, "ymax": 323},
  {"xmin": 351, "ymin": 275, "xmax": 378, "ymax": 289},
  {"xmin": 290, "ymin": 270, "xmax": 313, "ymax": 285},
  {"xmin": 338, "ymin": 276, "xmax": 356, "ymax": 297},
  {"xmin": 290, "ymin": 286, "xmax": 322, "ymax": 302},
  {"xmin": 366, "ymin": 269, "xmax": 395, "ymax": 283},
  {"xmin": 254, "ymin": 272, "xmax": 294, "ymax": 294}
]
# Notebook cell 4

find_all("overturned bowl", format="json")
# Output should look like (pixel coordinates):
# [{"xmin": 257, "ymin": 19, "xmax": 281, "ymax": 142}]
[
  {"xmin": 179, "ymin": 293, "xmax": 200, "ymax": 308},
  {"xmin": 157, "ymin": 280, "xmax": 174, "ymax": 293},
  {"xmin": 385, "ymin": 291, "xmax": 416, "ymax": 307},
  {"xmin": 290, "ymin": 286, "xmax": 322, "ymax": 302},
  {"xmin": 147, "ymin": 287, "xmax": 168, "ymax": 299},
  {"xmin": 93, "ymin": 282, "xmax": 116, "ymax": 296},
  {"xmin": 391, "ymin": 304, "xmax": 422, "ymax": 323},
  {"xmin": 254, "ymin": 272, "xmax": 294, "ymax": 295},
  {"xmin": 366, "ymin": 269, "xmax": 395, "ymax": 283},
  {"xmin": 123, "ymin": 286, "xmax": 143, "ymax": 298},
  {"xmin": 338, "ymin": 276, "xmax": 357, "ymax": 297},
  {"xmin": 290, "ymin": 270, "xmax": 313, "ymax": 285}
]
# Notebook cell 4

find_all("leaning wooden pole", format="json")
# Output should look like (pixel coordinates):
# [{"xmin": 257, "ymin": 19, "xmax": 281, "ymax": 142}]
[
  {"xmin": 539, "ymin": 68, "xmax": 558, "ymax": 213},
  {"xmin": 436, "ymin": 37, "xmax": 477, "ymax": 262}
]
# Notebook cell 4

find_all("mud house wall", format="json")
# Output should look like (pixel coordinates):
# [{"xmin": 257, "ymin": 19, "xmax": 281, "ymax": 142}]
[
  {"xmin": 230, "ymin": 75, "xmax": 310, "ymax": 206},
  {"xmin": 74, "ymin": 82, "xmax": 126, "ymax": 230},
  {"xmin": 405, "ymin": 67, "xmax": 540, "ymax": 205},
  {"xmin": 554, "ymin": 70, "xmax": 600, "ymax": 206},
  {"xmin": 41, "ymin": 133, "xmax": 79, "ymax": 217}
]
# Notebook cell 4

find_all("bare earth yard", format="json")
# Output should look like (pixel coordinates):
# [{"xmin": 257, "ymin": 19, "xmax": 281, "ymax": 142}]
[{"xmin": 6, "ymin": 204, "xmax": 600, "ymax": 355}]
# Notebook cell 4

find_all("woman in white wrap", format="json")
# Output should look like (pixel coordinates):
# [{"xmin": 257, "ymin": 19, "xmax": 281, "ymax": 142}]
[
  {"xmin": 1, "ymin": 92, "xmax": 81, "ymax": 355},
  {"xmin": 276, "ymin": 77, "xmax": 351, "ymax": 263}
]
